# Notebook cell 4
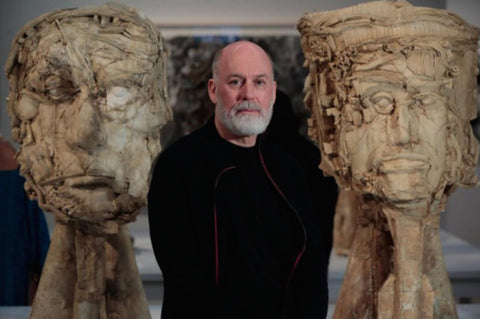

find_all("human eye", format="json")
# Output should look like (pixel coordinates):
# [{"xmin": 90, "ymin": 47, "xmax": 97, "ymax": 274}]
[
  {"xmin": 254, "ymin": 78, "xmax": 267, "ymax": 87},
  {"xmin": 228, "ymin": 78, "xmax": 243, "ymax": 87}
]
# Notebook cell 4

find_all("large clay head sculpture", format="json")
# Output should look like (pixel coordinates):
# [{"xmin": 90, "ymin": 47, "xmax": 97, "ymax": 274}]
[
  {"xmin": 5, "ymin": 3, "xmax": 171, "ymax": 229},
  {"xmin": 298, "ymin": 0, "xmax": 479, "ymax": 208}
]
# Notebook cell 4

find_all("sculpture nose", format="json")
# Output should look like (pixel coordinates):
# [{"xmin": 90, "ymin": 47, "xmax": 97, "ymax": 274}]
[
  {"xmin": 388, "ymin": 101, "xmax": 419, "ymax": 146},
  {"xmin": 66, "ymin": 86, "xmax": 106, "ymax": 149}
]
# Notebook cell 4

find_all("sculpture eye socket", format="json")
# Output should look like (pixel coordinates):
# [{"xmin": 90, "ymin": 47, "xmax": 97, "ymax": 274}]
[
  {"xmin": 414, "ymin": 93, "xmax": 444, "ymax": 110},
  {"xmin": 370, "ymin": 92, "xmax": 394, "ymax": 114},
  {"xmin": 106, "ymin": 86, "xmax": 135, "ymax": 110},
  {"xmin": 45, "ymin": 75, "xmax": 78, "ymax": 103}
]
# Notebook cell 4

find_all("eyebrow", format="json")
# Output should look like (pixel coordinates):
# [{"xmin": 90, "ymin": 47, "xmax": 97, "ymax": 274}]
[{"xmin": 227, "ymin": 73, "xmax": 270, "ymax": 79}]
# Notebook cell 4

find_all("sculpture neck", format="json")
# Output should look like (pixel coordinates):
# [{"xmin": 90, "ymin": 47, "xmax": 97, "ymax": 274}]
[{"xmin": 360, "ymin": 194, "xmax": 444, "ymax": 221}]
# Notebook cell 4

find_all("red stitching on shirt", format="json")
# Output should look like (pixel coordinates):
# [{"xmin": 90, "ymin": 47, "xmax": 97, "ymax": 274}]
[{"xmin": 258, "ymin": 148, "xmax": 307, "ymax": 288}]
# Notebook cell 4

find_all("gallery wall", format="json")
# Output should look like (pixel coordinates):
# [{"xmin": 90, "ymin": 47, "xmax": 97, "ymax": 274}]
[{"xmin": 2, "ymin": 0, "xmax": 480, "ymax": 247}]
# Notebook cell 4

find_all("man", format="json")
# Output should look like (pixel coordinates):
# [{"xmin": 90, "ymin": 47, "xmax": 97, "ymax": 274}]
[{"xmin": 148, "ymin": 41, "xmax": 328, "ymax": 318}]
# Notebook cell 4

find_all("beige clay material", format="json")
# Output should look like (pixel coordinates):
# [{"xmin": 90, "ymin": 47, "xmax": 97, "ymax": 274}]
[
  {"xmin": 333, "ymin": 189, "xmax": 361, "ymax": 256},
  {"xmin": 298, "ymin": 1, "xmax": 479, "ymax": 318},
  {"xmin": 5, "ymin": 3, "xmax": 171, "ymax": 318}
]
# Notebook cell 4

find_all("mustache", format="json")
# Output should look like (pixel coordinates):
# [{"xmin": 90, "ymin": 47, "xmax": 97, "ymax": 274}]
[{"xmin": 232, "ymin": 101, "xmax": 263, "ymax": 113}]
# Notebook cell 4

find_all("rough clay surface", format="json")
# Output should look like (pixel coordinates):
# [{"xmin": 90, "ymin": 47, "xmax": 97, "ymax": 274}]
[
  {"xmin": 298, "ymin": 1, "xmax": 479, "ymax": 318},
  {"xmin": 5, "ymin": 3, "xmax": 171, "ymax": 318}
]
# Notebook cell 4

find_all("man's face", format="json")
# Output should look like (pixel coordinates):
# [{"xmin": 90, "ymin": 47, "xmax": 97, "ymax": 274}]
[
  {"xmin": 339, "ymin": 59, "xmax": 450, "ymax": 206},
  {"xmin": 10, "ymin": 21, "xmax": 167, "ymax": 222},
  {"xmin": 208, "ymin": 42, "xmax": 276, "ymax": 138}
]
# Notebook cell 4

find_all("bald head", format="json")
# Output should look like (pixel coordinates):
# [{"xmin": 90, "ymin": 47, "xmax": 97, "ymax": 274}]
[{"xmin": 212, "ymin": 41, "xmax": 274, "ymax": 80}]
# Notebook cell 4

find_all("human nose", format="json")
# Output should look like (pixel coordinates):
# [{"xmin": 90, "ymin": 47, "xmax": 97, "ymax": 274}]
[
  {"xmin": 387, "ymin": 100, "xmax": 419, "ymax": 146},
  {"xmin": 239, "ymin": 81, "xmax": 255, "ymax": 101}
]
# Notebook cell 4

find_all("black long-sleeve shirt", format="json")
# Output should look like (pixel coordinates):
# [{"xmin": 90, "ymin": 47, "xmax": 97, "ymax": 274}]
[{"xmin": 148, "ymin": 118, "xmax": 328, "ymax": 318}]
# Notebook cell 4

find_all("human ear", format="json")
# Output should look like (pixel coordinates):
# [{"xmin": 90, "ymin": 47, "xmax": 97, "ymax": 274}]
[{"xmin": 207, "ymin": 79, "xmax": 217, "ymax": 104}]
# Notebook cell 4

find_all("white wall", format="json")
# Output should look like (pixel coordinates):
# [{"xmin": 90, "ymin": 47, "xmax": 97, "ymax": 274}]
[{"xmin": 4, "ymin": 0, "xmax": 480, "ymax": 247}]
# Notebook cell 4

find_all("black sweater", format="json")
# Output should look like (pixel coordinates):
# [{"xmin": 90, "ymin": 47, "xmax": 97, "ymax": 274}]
[{"xmin": 148, "ymin": 118, "xmax": 328, "ymax": 318}]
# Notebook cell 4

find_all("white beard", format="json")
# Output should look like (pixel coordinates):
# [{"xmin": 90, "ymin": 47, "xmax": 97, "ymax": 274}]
[{"xmin": 216, "ymin": 98, "xmax": 273, "ymax": 137}]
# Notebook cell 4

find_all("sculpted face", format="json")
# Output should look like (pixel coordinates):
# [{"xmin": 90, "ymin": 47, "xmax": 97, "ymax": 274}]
[
  {"xmin": 323, "ymin": 43, "xmax": 478, "ymax": 207},
  {"xmin": 341, "ymin": 59, "xmax": 449, "ymax": 205},
  {"xmin": 7, "ymin": 12, "xmax": 170, "ymax": 223},
  {"xmin": 298, "ymin": 1, "xmax": 480, "ymax": 208}
]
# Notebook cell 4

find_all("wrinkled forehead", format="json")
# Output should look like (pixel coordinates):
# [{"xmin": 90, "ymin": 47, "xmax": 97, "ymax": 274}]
[
  {"xmin": 17, "ymin": 19, "xmax": 159, "ymax": 84},
  {"xmin": 6, "ymin": 6, "xmax": 165, "ymax": 91},
  {"xmin": 350, "ymin": 52, "xmax": 452, "ymax": 93},
  {"xmin": 365, "ymin": 44, "xmax": 474, "ymax": 112}
]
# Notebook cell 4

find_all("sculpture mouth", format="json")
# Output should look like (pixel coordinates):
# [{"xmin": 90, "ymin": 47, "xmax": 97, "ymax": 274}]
[
  {"xmin": 63, "ymin": 176, "xmax": 114, "ymax": 189},
  {"xmin": 379, "ymin": 153, "xmax": 429, "ymax": 174}
]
